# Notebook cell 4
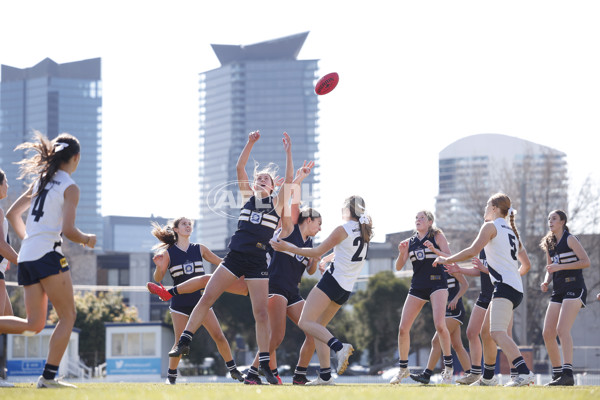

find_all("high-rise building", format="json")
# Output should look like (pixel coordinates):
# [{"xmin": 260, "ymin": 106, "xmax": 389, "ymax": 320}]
[
  {"xmin": 198, "ymin": 32, "xmax": 320, "ymax": 249},
  {"xmin": 436, "ymin": 133, "xmax": 567, "ymax": 233},
  {"xmin": 0, "ymin": 57, "xmax": 103, "ymax": 248},
  {"xmin": 103, "ymin": 215, "xmax": 169, "ymax": 253}
]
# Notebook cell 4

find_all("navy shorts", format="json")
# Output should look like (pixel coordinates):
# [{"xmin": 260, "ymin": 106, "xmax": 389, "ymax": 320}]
[
  {"xmin": 221, "ymin": 250, "xmax": 269, "ymax": 280},
  {"xmin": 408, "ymin": 285, "xmax": 447, "ymax": 302},
  {"xmin": 475, "ymin": 291, "xmax": 492, "ymax": 309},
  {"xmin": 550, "ymin": 287, "xmax": 587, "ymax": 308},
  {"xmin": 18, "ymin": 251, "xmax": 69, "ymax": 286},
  {"xmin": 269, "ymin": 282, "xmax": 304, "ymax": 307},
  {"xmin": 317, "ymin": 271, "xmax": 350, "ymax": 305},
  {"xmin": 170, "ymin": 289, "xmax": 203, "ymax": 317},
  {"xmin": 170, "ymin": 304, "xmax": 196, "ymax": 317},
  {"xmin": 445, "ymin": 299, "xmax": 466, "ymax": 324},
  {"xmin": 492, "ymin": 282, "xmax": 523, "ymax": 309}
]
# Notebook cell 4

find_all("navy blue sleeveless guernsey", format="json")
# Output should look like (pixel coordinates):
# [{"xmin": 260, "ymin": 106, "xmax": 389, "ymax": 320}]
[
  {"xmin": 549, "ymin": 231, "xmax": 586, "ymax": 293},
  {"xmin": 445, "ymin": 271, "xmax": 460, "ymax": 300},
  {"xmin": 268, "ymin": 224, "xmax": 312, "ymax": 290},
  {"xmin": 408, "ymin": 233, "xmax": 448, "ymax": 289},
  {"xmin": 479, "ymin": 249, "xmax": 494, "ymax": 298},
  {"xmin": 167, "ymin": 243, "xmax": 205, "ymax": 308},
  {"xmin": 444, "ymin": 269, "xmax": 466, "ymax": 320},
  {"xmin": 228, "ymin": 195, "xmax": 280, "ymax": 258}
]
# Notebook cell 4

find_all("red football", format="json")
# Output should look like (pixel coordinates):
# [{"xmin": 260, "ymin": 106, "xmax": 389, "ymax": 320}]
[{"xmin": 315, "ymin": 72, "xmax": 339, "ymax": 95}]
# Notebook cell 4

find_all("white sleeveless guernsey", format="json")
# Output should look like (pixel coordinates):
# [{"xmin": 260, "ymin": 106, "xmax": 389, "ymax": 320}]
[
  {"xmin": 0, "ymin": 212, "xmax": 8, "ymax": 273},
  {"xmin": 18, "ymin": 170, "xmax": 76, "ymax": 263},
  {"xmin": 328, "ymin": 220, "xmax": 368, "ymax": 291},
  {"xmin": 483, "ymin": 218, "xmax": 523, "ymax": 293}
]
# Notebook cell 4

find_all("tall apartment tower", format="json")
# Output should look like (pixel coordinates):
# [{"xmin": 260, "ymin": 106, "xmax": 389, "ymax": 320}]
[
  {"xmin": 198, "ymin": 32, "xmax": 320, "ymax": 249},
  {"xmin": 0, "ymin": 58, "xmax": 103, "ymax": 248},
  {"xmin": 436, "ymin": 133, "xmax": 567, "ymax": 234}
]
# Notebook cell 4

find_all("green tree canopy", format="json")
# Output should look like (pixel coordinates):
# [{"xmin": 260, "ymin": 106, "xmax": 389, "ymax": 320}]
[{"xmin": 351, "ymin": 271, "xmax": 436, "ymax": 370}]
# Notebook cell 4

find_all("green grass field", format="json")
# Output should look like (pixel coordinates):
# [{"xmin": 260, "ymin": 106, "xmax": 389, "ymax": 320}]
[{"xmin": 1, "ymin": 383, "xmax": 598, "ymax": 400}]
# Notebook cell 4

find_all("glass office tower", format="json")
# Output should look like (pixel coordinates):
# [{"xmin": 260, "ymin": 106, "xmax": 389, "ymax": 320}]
[
  {"xmin": 0, "ymin": 58, "xmax": 103, "ymax": 248},
  {"xmin": 199, "ymin": 32, "xmax": 320, "ymax": 249}
]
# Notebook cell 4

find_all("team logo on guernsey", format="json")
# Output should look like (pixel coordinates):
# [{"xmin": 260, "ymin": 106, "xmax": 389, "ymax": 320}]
[
  {"xmin": 552, "ymin": 255, "xmax": 560, "ymax": 264},
  {"xmin": 415, "ymin": 249, "xmax": 425, "ymax": 261},
  {"xmin": 250, "ymin": 211, "xmax": 263, "ymax": 224},
  {"xmin": 296, "ymin": 254, "xmax": 304, "ymax": 262},
  {"xmin": 183, "ymin": 262, "xmax": 194, "ymax": 274}
]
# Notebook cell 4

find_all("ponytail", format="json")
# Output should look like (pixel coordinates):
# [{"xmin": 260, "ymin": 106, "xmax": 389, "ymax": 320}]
[
  {"xmin": 15, "ymin": 131, "xmax": 80, "ymax": 197},
  {"xmin": 418, "ymin": 210, "xmax": 443, "ymax": 240},
  {"xmin": 539, "ymin": 210, "xmax": 568, "ymax": 252},
  {"xmin": 540, "ymin": 231, "xmax": 555, "ymax": 252},
  {"xmin": 508, "ymin": 210, "xmax": 523, "ymax": 250},
  {"xmin": 151, "ymin": 217, "xmax": 188, "ymax": 251},
  {"xmin": 344, "ymin": 195, "xmax": 373, "ymax": 243},
  {"xmin": 489, "ymin": 193, "xmax": 521, "ymax": 250}
]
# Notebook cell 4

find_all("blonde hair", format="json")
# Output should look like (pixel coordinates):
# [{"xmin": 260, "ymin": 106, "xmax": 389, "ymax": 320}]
[
  {"xmin": 253, "ymin": 161, "xmax": 278, "ymax": 193},
  {"xmin": 417, "ymin": 210, "xmax": 443, "ymax": 240},
  {"xmin": 489, "ymin": 192, "xmax": 522, "ymax": 250}
]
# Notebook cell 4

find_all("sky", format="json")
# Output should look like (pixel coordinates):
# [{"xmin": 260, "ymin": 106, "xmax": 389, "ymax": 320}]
[{"xmin": 2, "ymin": 1, "xmax": 600, "ymax": 242}]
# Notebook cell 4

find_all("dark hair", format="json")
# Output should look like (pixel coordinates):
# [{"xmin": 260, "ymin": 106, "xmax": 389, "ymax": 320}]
[
  {"xmin": 0, "ymin": 168, "xmax": 5, "ymax": 185},
  {"xmin": 417, "ymin": 210, "xmax": 443, "ymax": 239},
  {"xmin": 298, "ymin": 207, "xmax": 321, "ymax": 225},
  {"xmin": 344, "ymin": 195, "xmax": 373, "ymax": 243},
  {"xmin": 489, "ymin": 192, "xmax": 522, "ymax": 250},
  {"xmin": 151, "ymin": 217, "xmax": 190, "ymax": 251},
  {"xmin": 539, "ymin": 210, "xmax": 569, "ymax": 252},
  {"xmin": 15, "ymin": 131, "xmax": 80, "ymax": 197}
]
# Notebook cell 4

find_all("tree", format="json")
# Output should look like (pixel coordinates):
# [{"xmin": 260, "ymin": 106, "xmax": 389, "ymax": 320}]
[
  {"xmin": 351, "ymin": 271, "xmax": 434, "ymax": 370},
  {"xmin": 440, "ymin": 147, "xmax": 600, "ymax": 348},
  {"xmin": 47, "ymin": 291, "xmax": 140, "ymax": 367},
  {"xmin": 496, "ymin": 150, "xmax": 600, "ymax": 346},
  {"xmin": 184, "ymin": 293, "xmax": 254, "ymax": 376},
  {"xmin": 252, "ymin": 276, "xmax": 357, "ymax": 369},
  {"xmin": 156, "ymin": 295, "xmax": 247, "ymax": 376},
  {"xmin": 7, "ymin": 285, "xmax": 26, "ymax": 319}
]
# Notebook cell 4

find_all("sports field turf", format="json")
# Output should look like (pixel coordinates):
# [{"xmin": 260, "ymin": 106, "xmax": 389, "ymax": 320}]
[{"xmin": 1, "ymin": 383, "xmax": 598, "ymax": 400}]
